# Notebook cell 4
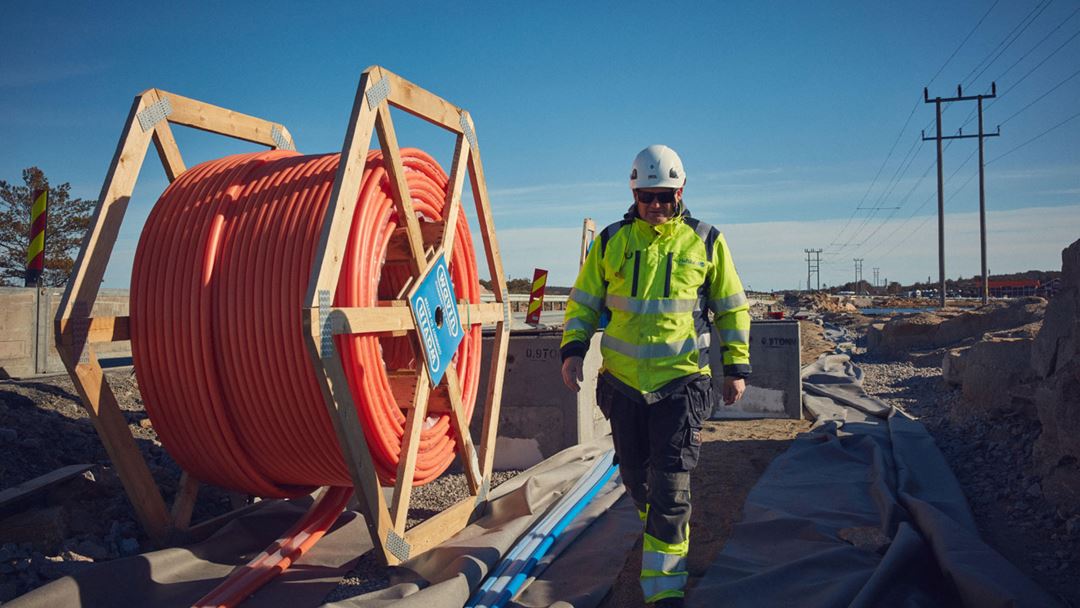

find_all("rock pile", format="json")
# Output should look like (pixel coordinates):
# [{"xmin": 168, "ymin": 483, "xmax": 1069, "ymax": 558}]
[
  {"xmin": 867, "ymin": 297, "xmax": 1046, "ymax": 356},
  {"xmin": 1030, "ymin": 239, "xmax": 1080, "ymax": 510}
]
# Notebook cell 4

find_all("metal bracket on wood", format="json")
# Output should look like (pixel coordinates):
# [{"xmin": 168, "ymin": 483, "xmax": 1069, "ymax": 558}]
[
  {"xmin": 319, "ymin": 289, "xmax": 333, "ymax": 358},
  {"xmin": 385, "ymin": 529, "xmax": 411, "ymax": 562},
  {"xmin": 270, "ymin": 125, "xmax": 295, "ymax": 151},
  {"xmin": 459, "ymin": 113, "xmax": 477, "ymax": 151},
  {"xmin": 365, "ymin": 77, "xmax": 391, "ymax": 109},
  {"xmin": 137, "ymin": 97, "xmax": 173, "ymax": 132},
  {"xmin": 502, "ymin": 289, "xmax": 511, "ymax": 327}
]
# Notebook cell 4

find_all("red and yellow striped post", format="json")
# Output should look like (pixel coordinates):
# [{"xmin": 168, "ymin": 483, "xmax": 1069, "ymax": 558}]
[
  {"xmin": 25, "ymin": 188, "xmax": 47, "ymax": 287},
  {"xmin": 525, "ymin": 268, "xmax": 548, "ymax": 325}
]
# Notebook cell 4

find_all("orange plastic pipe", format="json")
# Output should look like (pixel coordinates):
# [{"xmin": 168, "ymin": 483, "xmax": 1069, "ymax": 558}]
[{"xmin": 131, "ymin": 147, "xmax": 481, "ymax": 495}]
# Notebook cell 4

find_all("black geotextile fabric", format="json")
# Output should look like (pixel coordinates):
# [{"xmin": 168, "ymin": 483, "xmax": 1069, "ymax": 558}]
[
  {"xmin": 7, "ymin": 439, "xmax": 639, "ymax": 608},
  {"xmin": 688, "ymin": 354, "xmax": 1062, "ymax": 608},
  {"xmin": 321, "ymin": 438, "xmax": 640, "ymax": 608},
  {"xmin": 7, "ymin": 497, "xmax": 372, "ymax": 608}
]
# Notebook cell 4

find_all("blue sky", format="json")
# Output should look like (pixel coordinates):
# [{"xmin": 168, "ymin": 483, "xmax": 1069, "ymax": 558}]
[{"xmin": 2, "ymin": 1, "xmax": 1078, "ymax": 291}]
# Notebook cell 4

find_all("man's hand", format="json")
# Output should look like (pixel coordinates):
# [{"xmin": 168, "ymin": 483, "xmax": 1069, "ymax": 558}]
[
  {"xmin": 561, "ymin": 356, "xmax": 584, "ymax": 393},
  {"xmin": 722, "ymin": 377, "xmax": 746, "ymax": 405}
]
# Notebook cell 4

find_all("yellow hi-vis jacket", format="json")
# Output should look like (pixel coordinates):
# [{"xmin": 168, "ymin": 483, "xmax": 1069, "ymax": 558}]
[{"xmin": 560, "ymin": 213, "xmax": 751, "ymax": 397}]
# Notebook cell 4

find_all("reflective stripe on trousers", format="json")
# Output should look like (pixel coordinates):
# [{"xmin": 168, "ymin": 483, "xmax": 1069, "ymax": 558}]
[{"xmin": 641, "ymin": 572, "xmax": 689, "ymax": 602}]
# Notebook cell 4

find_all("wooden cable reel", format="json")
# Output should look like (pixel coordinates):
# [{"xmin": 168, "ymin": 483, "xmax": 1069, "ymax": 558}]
[{"xmin": 54, "ymin": 66, "xmax": 511, "ymax": 566}]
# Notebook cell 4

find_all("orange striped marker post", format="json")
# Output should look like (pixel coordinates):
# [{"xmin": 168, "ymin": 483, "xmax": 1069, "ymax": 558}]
[
  {"xmin": 525, "ymin": 268, "xmax": 548, "ymax": 326},
  {"xmin": 25, "ymin": 188, "xmax": 47, "ymax": 287}
]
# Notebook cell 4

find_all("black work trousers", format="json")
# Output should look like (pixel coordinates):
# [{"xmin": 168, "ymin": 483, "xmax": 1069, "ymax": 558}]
[{"xmin": 596, "ymin": 372, "xmax": 713, "ymax": 545}]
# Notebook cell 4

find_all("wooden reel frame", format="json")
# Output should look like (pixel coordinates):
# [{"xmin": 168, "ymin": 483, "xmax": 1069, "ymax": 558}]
[{"xmin": 54, "ymin": 66, "xmax": 510, "ymax": 566}]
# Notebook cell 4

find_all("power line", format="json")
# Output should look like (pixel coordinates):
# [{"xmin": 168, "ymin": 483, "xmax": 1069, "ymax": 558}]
[
  {"xmin": 996, "ymin": 5, "xmax": 1080, "ymax": 83},
  {"xmin": 855, "ymin": 146, "xmax": 977, "ymax": 260},
  {"xmin": 987, "ymin": 107, "xmax": 1080, "ymax": 163},
  {"xmin": 827, "ymin": 98, "xmax": 921, "ymax": 248},
  {"xmin": 929, "ymin": 0, "xmax": 1002, "ymax": 87},
  {"xmin": 878, "ymin": 167, "xmax": 981, "ymax": 260},
  {"xmin": 999, "ymin": 65, "xmax": 1080, "ymax": 126},
  {"xmin": 958, "ymin": 19, "xmax": 1080, "ymax": 130},
  {"xmin": 961, "ymin": 0, "xmax": 1052, "ymax": 85},
  {"xmin": 966, "ymin": 0, "xmax": 1055, "ymax": 87},
  {"xmin": 828, "ymin": 0, "xmax": 1003, "ymax": 254}
]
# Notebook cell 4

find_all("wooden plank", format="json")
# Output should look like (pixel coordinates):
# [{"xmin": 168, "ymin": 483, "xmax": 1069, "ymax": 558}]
[
  {"xmin": 273, "ymin": 124, "xmax": 297, "ymax": 151},
  {"xmin": 301, "ymin": 325, "xmax": 396, "ymax": 564},
  {"xmin": 158, "ymin": 89, "xmax": 285, "ymax": 148},
  {"xmin": 389, "ymin": 370, "xmax": 430, "ymax": 533},
  {"xmin": 457, "ymin": 303, "xmax": 505, "ymax": 327},
  {"xmin": 478, "ymin": 324, "xmax": 510, "ymax": 481},
  {"xmin": 170, "ymin": 471, "xmax": 200, "ymax": 531},
  {"xmin": 147, "ymin": 90, "xmax": 187, "ymax": 182},
  {"xmin": 56, "ymin": 316, "xmax": 130, "ymax": 345},
  {"xmin": 304, "ymin": 70, "xmax": 380, "ymax": 310},
  {"xmin": 374, "ymin": 103, "xmax": 426, "ymax": 275},
  {"xmin": 314, "ymin": 303, "xmax": 503, "ymax": 337},
  {"xmin": 404, "ymin": 496, "xmax": 479, "ymax": 557},
  {"xmin": 0, "ymin": 464, "xmax": 92, "ymax": 517},
  {"xmin": 379, "ymin": 69, "xmax": 466, "ymax": 134},
  {"xmin": 59, "ymin": 345, "xmax": 171, "ymax": 544},
  {"xmin": 56, "ymin": 93, "xmax": 156, "ymax": 324},
  {"xmin": 440, "ymin": 134, "xmax": 470, "ymax": 255},
  {"xmin": 463, "ymin": 112, "xmax": 509, "ymax": 299},
  {"xmin": 444, "ymin": 367, "xmax": 481, "ymax": 494},
  {"xmin": 385, "ymin": 223, "xmax": 444, "ymax": 262},
  {"xmin": 580, "ymin": 218, "xmax": 596, "ymax": 268}
]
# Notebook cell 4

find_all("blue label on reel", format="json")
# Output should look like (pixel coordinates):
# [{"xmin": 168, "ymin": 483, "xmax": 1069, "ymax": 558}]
[{"xmin": 409, "ymin": 255, "xmax": 463, "ymax": 385}]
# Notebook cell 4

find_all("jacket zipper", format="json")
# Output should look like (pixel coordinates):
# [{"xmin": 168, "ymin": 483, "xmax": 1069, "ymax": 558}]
[
  {"xmin": 631, "ymin": 251, "xmax": 641, "ymax": 297},
  {"xmin": 664, "ymin": 252, "xmax": 673, "ymax": 297}
]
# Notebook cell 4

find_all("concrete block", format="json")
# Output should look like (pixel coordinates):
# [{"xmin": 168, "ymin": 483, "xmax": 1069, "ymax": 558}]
[
  {"xmin": 474, "ymin": 331, "xmax": 607, "ymax": 470},
  {"xmin": 710, "ymin": 319, "xmax": 802, "ymax": 419},
  {"xmin": 476, "ymin": 319, "xmax": 803, "ymax": 468}
]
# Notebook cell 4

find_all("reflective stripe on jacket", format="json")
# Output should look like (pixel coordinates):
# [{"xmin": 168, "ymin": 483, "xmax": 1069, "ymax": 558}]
[{"xmin": 560, "ymin": 212, "xmax": 751, "ymax": 394}]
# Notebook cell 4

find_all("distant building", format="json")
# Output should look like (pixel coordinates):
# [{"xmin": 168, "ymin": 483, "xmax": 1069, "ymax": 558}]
[{"xmin": 978, "ymin": 279, "xmax": 1040, "ymax": 298}]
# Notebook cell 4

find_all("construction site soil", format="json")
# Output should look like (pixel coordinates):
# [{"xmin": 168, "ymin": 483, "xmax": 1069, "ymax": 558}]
[{"xmin": 2, "ymin": 312, "xmax": 1076, "ymax": 606}]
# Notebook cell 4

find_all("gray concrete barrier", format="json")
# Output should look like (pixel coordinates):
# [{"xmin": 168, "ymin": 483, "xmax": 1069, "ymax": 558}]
[
  {"xmin": 477, "ymin": 319, "xmax": 802, "ymax": 469},
  {"xmin": 0, "ymin": 287, "xmax": 131, "ymax": 378},
  {"xmin": 710, "ymin": 319, "xmax": 802, "ymax": 419}
]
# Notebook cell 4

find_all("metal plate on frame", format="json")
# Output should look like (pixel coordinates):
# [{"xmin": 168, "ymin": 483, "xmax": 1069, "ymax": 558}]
[
  {"xmin": 385, "ymin": 529, "xmax": 410, "ymax": 562},
  {"xmin": 137, "ymin": 97, "xmax": 173, "ymax": 132},
  {"xmin": 459, "ymin": 112, "xmax": 477, "ymax": 150},
  {"xmin": 366, "ymin": 77, "xmax": 391, "ymax": 109},
  {"xmin": 408, "ymin": 255, "xmax": 464, "ymax": 385},
  {"xmin": 319, "ymin": 289, "xmax": 333, "ymax": 358},
  {"xmin": 270, "ymin": 125, "xmax": 295, "ymax": 151}
]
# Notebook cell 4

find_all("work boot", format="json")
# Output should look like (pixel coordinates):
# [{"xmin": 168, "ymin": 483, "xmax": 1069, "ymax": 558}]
[{"xmin": 652, "ymin": 597, "xmax": 684, "ymax": 608}]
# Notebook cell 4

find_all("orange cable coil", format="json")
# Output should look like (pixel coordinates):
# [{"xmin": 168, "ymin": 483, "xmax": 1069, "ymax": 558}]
[{"xmin": 131, "ymin": 148, "xmax": 482, "ymax": 498}]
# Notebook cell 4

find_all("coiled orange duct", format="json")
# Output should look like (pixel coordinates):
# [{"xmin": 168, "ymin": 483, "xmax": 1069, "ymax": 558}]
[{"xmin": 130, "ymin": 148, "xmax": 481, "ymax": 498}]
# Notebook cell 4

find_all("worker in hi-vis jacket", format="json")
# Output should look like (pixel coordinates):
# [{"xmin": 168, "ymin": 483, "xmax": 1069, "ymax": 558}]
[{"xmin": 560, "ymin": 145, "xmax": 751, "ymax": 607}]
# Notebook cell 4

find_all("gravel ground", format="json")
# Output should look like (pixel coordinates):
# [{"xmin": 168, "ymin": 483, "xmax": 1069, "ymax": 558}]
[{"xmin": 854, "ymin": 352, "xmax": 1079, "ymax": 607}]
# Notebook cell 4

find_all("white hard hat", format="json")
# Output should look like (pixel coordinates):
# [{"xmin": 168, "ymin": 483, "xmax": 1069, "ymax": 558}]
[{"xmin": 630, "ymin": 145, "xmax": 685, "ymax": 189}]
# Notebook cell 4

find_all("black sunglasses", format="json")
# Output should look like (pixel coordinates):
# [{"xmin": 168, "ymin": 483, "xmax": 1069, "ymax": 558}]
[{"xmin": 634, "ymin": 190, "xmax": 678, "ymax": 205}]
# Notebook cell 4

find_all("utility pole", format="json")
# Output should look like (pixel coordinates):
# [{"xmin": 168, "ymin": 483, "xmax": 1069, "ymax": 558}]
[
  {"xmin": 854, "ymin": 258, "xmax": 864, "ymax": 294},
  {"xmin": 923, "ymin": 83, "xmax": 1000, "ymax": 307},
  {"xmin": 804, "ymin": 248, "xmax": 822, "ymax": 291}
]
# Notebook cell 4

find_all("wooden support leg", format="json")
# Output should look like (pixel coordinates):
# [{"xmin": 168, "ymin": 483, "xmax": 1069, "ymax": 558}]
[
  {"xmin": 61, "ymin": 345, "xmax": 171, "ymax": 544},
  {"xmin": 170, "ymin": 471, "xmax": 200, "ymax": 531},
  {"xmin": 478, "ymin": 323, "xmax": 510, "ymax": 481},
  {"xmin": 389, "ymin": 370, "xmax": 431, "ymax": 533},
  {"xmin": 444, "ymin": 367, "xmax": 481, "ymax": 494}
]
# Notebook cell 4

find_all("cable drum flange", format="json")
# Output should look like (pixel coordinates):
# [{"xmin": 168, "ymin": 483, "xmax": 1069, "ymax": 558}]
[{"xmin": 131, "ymin": 147, "xmax": 482, "ymax": 498}]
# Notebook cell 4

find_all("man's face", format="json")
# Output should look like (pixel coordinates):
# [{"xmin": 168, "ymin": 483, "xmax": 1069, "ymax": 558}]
[{"xmin": 634, "ymin": 188, "xmax": 682, "ymax": 225}]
